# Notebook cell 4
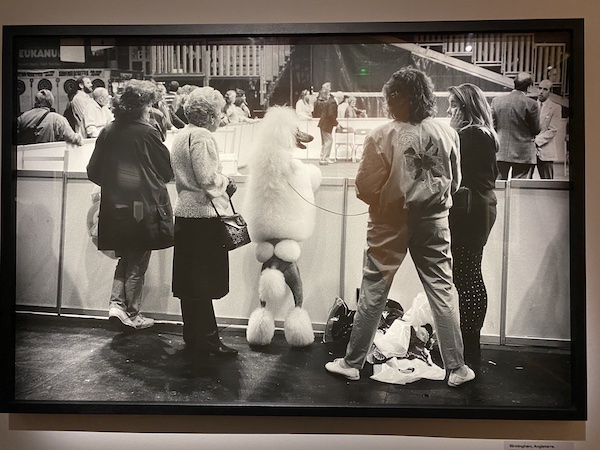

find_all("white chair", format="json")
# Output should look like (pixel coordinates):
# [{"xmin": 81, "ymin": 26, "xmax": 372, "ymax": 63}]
[
  {"xmin": 334, "ymin": 126, "xmax": 355, "ymax": 161},
  {"xmin": 352, "ymin": 128, "xmax": 371, "ymax": 162}
]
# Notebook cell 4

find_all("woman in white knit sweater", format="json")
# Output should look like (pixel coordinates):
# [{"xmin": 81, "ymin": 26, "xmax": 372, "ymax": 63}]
[{"xmin": 171, "ymin": 86, "xmax": 238, "ymax": 357}]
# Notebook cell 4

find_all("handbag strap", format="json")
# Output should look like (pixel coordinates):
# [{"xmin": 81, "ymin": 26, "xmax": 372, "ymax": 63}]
[
  {"xmin": 209, "ymin": 197, "xmax": 236, "ymax": 217},
  {"xmin": 34, "ymin": 110, "xmax": 51, "ymax": 129}
]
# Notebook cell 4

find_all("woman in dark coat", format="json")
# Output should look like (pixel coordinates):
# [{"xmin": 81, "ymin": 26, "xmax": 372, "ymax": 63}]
[
  {"xmin": 87, "ymin": 80, "xmax": 174, "ymax": 331},
  {"xmin": 312, "ymin": 82, "xmax": 339, "ymax": 165},
  {"xmin": 447, "ymin": 83, "xmax": 499, "ymax": 366},
  {"xmin": 170, "ymin": 86, "xmax": 238, "ymax": 356}
]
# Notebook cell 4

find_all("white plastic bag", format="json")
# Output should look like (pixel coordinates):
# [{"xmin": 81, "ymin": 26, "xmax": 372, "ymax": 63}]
[
  {"xmin": 371, "ymin": 352, "xmax": 446, "ymax": 385},
  {"xmin": 372, "ymin": 320, "xmax": 412, "ymax": 358},
  {"xmin": 401, "ymin": 292, "xmax": 434, "ymax": 327}
]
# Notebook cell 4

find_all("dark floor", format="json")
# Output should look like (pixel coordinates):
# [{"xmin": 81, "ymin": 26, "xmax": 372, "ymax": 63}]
[{"xmin": 13, "ymin": 314, "xmax": 572, "ymax": 413}]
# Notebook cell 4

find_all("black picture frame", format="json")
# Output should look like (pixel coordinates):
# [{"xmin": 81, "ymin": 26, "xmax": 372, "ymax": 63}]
[{"xmin": 0, "ymin": 19, "xmax": 586, "ymax": 420}]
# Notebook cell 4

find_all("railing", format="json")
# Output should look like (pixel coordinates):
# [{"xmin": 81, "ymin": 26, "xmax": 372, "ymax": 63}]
[
  {"xmin": 415, "ymin": 33, "xmax": 566, "ymax": 94},
  {"xmin": 534, "ymin": 43, "xmax": 567, "ymax": 94},
  {"xmin": 150, "ymin": 43, "xmax": 206, "ymax": 75},
  {"xmin": 147, "ymin": 43, "xmax": 290, "ymax": 80},
  {"xmin": 208, "ymin": 45, "xmax": 261, "ymax": 77}
]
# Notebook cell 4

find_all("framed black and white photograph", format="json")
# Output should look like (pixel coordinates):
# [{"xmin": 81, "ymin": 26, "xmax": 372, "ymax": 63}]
[{"xmin": 0, "ymin": 19, "xmax": 586, "ymax": 421}]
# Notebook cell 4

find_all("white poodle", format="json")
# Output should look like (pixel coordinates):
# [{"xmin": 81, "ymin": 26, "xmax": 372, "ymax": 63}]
[{"xmin": 245, "ymin": 106, "xmax": 322, "ymax": 347}]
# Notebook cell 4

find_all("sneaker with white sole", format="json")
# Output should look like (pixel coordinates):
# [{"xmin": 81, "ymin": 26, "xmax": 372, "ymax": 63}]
[
  {"xmin": 448, "ymin": 366, "xmax": 476, "ymax": 387},
  {"xmin": 325, "ymin": 358, "xmax": 360, "ymax": 381},
  {"xmin": 108, "ymin": 307, "xmax": 154, "ymax": 331},
  {"xmin": 130, "ymin": 314, "xmax": 155, "ymax": 329}
]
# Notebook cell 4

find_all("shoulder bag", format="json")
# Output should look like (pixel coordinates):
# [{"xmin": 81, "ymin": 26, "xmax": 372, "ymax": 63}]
[{"xmin": 210, "ymin": 197, "xmax": 251, "ymax": 251}]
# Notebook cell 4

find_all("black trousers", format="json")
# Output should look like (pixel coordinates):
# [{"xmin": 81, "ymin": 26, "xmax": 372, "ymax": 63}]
[
  {"xmin": 180, "ymin": 298, "xmax": 218, "ymax": 347},
  {"xmin": 537, "ymin": 156, "xmax": 554, "ymax": 179},
  {"xmin": 497, "ymin": 161, "xmax": 534, "ymax": 180}
]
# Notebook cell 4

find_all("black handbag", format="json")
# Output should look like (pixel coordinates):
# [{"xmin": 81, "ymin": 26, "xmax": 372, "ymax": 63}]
[
  {"xmin": 210, "ymin": 197, "xmax": 251, "ymax": 251},
  {"xmin": 452, "ymin": 186, "xmax": 472, "ymax": 214}
]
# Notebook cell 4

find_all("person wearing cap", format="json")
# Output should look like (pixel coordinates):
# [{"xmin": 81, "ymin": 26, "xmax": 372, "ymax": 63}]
[
  {"xmin": 534, "ymin": 79, "xmax": 562, "ymax": 179},
  {"xmin": 491, "ymin": 72, "xmax": 541, "ymax": 180},
  {"xmin": 17, "ymin": 89, "xmax": 82, "ymax": 145}
]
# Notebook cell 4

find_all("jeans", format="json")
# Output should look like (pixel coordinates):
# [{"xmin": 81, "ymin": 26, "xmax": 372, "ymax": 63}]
[
  {"xmin": 344, "ymin": 215, "xmax": 465, "ymax": 371},
  {"xmin": 110, "ymin": 249, "xmax": 152, "ymax": 317}
]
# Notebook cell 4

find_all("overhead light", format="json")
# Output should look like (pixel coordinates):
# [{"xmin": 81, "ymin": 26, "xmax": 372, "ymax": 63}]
[{"xmin": 465, "ymin": 33, "xmax": 474, "ymax": 52}]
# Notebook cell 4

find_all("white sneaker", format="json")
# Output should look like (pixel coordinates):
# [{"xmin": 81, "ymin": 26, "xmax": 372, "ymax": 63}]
[
  {"xmin": 130, "ymin": 314, "xmax": 155, "ymax": 329},
  {"xmin": 448, "ymin": 366, "xmax": 475, "ymax": 387},
  {"xmin": 108, "ymin": 307, "xmax": 154, "ymax": 330},
  {"xmin": 325, "ymin": 358, "xmax": 360, "ymax": 381}
]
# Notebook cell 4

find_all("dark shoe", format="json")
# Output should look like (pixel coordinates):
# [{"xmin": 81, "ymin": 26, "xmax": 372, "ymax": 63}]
[
  {"xmin": 197, "ymin": 339, "xmax": 239, "ymax": 356},
  {"xmin": 196, "ymin": 332, "xmax": 238, "ymax": 356}
]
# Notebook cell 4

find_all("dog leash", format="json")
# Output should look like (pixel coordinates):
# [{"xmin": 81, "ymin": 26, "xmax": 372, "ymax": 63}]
[{"xmin": 286, "ymin": 181, "xmax": 368, "ymax": 217}]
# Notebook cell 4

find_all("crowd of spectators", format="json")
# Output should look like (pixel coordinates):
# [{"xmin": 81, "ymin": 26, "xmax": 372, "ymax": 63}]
[{"xmin": 16, "ymin": 79, "xmax": 260, "ymax": 146}]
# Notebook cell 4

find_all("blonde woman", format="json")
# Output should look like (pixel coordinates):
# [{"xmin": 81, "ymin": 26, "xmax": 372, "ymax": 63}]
[{"xmin": 447, "ymin": 83, "xmax": 499, "ymax": 367}]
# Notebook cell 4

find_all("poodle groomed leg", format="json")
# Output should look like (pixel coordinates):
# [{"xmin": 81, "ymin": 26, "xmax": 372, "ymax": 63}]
[
  {"xmin": 280, "ymin": 261, "xmax": 313, "ymax": 347},
  {"xmin": 282, "ymin": 261, "xmax": 303, "ymax": 308}
]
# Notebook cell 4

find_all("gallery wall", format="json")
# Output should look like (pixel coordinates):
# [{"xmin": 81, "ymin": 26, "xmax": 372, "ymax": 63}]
[{"xmin": 1, "ymin": 0, "xmax": 599, "ymax": 449}]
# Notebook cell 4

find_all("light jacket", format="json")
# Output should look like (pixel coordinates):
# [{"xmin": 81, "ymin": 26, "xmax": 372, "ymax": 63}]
[
  {"xmin": 535, "ymin": 99, "xmax": 562, "ymax": 161},
  {"xmin": 356, "ymin": 118, "xmax": 461, "ymax": 222}
]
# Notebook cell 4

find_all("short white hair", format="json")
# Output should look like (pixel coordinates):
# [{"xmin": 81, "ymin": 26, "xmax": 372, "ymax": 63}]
[
  {"xmin": 92, "ymin": 87, "xmax": 109, "ymax": 101},
  {"xmin": 184, "ymin": 87, "xmax": 226, "ymax": 127}
]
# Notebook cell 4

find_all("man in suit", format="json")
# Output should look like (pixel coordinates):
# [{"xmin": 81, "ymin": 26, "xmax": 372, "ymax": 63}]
[
  {"xmin": 491, "ymin": 72, "xmax": 541, "ymax": 179},
  {"xmin": 534, "ymin": 79, "xmax": 562, "ymax": 179}
]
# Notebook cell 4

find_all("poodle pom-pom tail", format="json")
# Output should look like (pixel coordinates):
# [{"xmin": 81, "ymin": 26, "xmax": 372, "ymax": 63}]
[{"xmin": 259, "ymin": 267, "xmax": 287, "ymax": 303}]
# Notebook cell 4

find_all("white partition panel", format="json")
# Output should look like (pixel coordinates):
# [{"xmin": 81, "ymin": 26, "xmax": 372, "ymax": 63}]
[
  {"xmin": 16, "ymin": 176, "xmax": 63, "ymax": 307},
  {"xmin": 343, "ymin": 190, "xmax": 424, "ymax": 311},
  {"xmin": 219, "ymin": 180, "xmax": 346, "ymax": 328},
  {"xmin": 59, "ymin": 179, "xmax": 181, "ymax": 317},
  {"xmin": 55, "ymin": 176, "xmax": 345, "ymax": 328},
  {"xmin": 479, "ymin": 188, "xmax": 505, "ymax": 342},
  {"xmin": 504, "ymin": 183, "xmax": 570, "ymax": 342},
  {"xmin": 14, "ymin": 138, "xmax": 571, "ymax": 345}
]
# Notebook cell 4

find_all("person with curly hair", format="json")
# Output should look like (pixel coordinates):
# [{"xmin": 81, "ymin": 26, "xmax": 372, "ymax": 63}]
[
  {"xmin": 87, "ymin": 80, "xmax": 175, "ymax": 331},
  {"xmin": 170, "ymin": 86, "xmax": 238, "ymax": 357},
  {"xmin": 326, "ymin": 67, "xmax": 475, "ymax": 387},
  {"xmin": 447, "ymin": 83, "xmax": 499, "ymax": 368}
]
